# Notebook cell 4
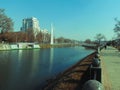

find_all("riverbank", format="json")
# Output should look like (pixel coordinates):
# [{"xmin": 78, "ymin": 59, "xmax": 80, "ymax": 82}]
[
  {"xmin": 0, "ymin": 43, "xmax": 81, "ymax": 50},
  {"xmin": 39, "ymin": 43, "xmax": 81, "ymax": 48},
  {"xmin": 0, "ymin": 43, "xmax": 40, "ymax": 50},
  {"xmin": 43, "ymin": 52, "xmax": 96, "ymax": 90}
]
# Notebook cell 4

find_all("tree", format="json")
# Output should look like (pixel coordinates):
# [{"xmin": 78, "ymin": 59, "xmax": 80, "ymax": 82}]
[
  {"xmin": 64, "ymin": 38, "xmax": 72, "ymax": 43},
  {"xmin": 114, "ymin": 18, "xmax": 120, "ymax": 38},
  {"xmin": 36, "ymin": 32, "xmax": 43, "ymax": 43},
  {"xmin": 0, "ymin": 9, "xmax": 13, "ymax": 33},
  {"xmin": 94, "ymin": 33, "xmax": 105, "ymax": 45},
  {"xmin": 84, "ymin": 39, "xmax": 92, "ymax": 44},
  {"xmin": 0, "ymin": 32, "xmax": 27, "ymax": 43},
  {"xmin": 56, "ymin": 37, "xmax": 65, "ymax": 43}
]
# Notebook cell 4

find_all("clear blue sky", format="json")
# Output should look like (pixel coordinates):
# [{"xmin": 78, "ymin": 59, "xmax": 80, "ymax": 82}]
[{"xmin": 0, "ymin": 0, "xmax": 120, "ymax": 41}]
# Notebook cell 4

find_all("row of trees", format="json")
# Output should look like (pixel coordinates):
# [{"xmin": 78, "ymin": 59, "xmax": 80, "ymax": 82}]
[
  {"xmin": 0, "ymin": 31, "xmax": 77, "ymax": 43},
  {"xmin": 84, "ymin": 33, "xmax": 106, "ymax": 45},
  {"xmin": 0, "ymin": 31, "xmax": 50, "ymax": 43}
]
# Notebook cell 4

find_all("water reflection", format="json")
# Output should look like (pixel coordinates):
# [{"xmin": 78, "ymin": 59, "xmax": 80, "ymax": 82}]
[
  {"xmin": 18, "ymin": 50, "xmax": 22, "ymax": 62},
  {"xmin": 49, "ymin": 48, "xmax": 54, "ymax": 73},
  {"xmin": 0, "ymin": 51, "xmax": 11, "ymax": 90},
  {"xmin": 31, "ymin": 49, "xmax": 40, "ymax": 77},
  {"xmin": 0, "ymin": 47, "xmax": 94, "ymax": 90},
  {"xmin": 0, "ymin": 51, "xmax": 10, "ymax": 64},
  {"xmin": 6, "ymin": 50, "xmax": 33, "ymax": 90}
]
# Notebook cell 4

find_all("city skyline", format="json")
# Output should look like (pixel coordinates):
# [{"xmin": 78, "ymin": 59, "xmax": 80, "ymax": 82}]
[{"xmin": 0, "ymin": 0, "xmax": 120, "ymax": 41}]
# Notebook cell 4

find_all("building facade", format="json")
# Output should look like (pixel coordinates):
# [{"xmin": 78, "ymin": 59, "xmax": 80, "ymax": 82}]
[{"xmin": 21, "ymin": 17, "xmax": 40, "ymax": 37}]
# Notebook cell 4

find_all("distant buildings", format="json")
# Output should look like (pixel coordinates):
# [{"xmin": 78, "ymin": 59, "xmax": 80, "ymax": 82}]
[
  {"xmin": 21, "ymin": 17, "xmax": 40, "ymax": 37},
  {"xmin": 20, "ymin": 17, "xmax": 51, "ymax": 43}
]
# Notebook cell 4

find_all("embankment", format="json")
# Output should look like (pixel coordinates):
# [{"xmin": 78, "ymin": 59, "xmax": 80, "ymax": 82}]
[
  {"xmin": 0, "ymin": 43, "xmax": 81, "ymax": 50},
  {"xmin": 0, "ymin": 43, "xmax": 40, "ymax": 50},
  {"xmin": 43, "ymin": 52, "xmax": 96, "ymax": 90},
  {"xmin": 39, "ymin": 43, "xmax": 81, "ymax": 48}
]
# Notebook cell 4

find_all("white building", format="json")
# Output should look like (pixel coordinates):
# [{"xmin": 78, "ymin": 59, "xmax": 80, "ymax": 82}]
[{"xmin": 21, "ymin": 17, "xmax": 40, "ymax": 37}]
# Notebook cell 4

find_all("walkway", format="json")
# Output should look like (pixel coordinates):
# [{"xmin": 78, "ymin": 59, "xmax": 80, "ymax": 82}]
[{"xmin": 101, "ymin": 46, "xmax": 120, "ymax": 90}]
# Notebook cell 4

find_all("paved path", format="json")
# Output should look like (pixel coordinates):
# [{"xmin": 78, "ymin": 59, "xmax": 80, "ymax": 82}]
[{"xmin": 101, "ymin": 46, "xmax": 120, "ymax": 90}]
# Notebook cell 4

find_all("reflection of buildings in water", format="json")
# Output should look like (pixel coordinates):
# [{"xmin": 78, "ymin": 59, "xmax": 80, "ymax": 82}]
[
  {"xmin": 18, "ymin": 50, "xmax": 22, "ymax": 62},
  {"xmin": 49, "ymin": 48, "xmax": 54, "ymax": 73},
  {"xmin": 30, "ymin": 50, "xmax": 40, "ymax": 76},
  {"xmin": 16, "ymin": 50, "xmax": 23, "ymax": 70},
  {"xmin": 0, "ymin": 51, "xmax": 11, "ymax": 89},
  {"xmin": 4, "ymin": 50, "xmax": 23, "ymax": 89},
  {"xmin": 0, "ymin": 51, "xmax": 10, "ymax": 64}
]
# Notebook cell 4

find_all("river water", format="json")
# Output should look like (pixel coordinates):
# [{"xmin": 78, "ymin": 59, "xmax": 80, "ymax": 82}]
[{"xmin": 0, "ymin": 46, "xmax": 94, "ymax": 90}]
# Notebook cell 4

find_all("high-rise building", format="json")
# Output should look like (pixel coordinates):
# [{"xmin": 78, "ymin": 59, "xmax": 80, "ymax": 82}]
[{"xmin": 21, "ymin": 17, "xmax": 40, "ymax": 37}]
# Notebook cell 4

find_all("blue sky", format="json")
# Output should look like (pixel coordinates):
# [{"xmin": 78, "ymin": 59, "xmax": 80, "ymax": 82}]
[{"xmin": 0, "ymin": 0, "xmax": 120, "ymax": 41}]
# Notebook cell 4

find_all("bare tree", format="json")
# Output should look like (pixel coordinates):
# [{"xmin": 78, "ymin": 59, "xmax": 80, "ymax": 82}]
[
  {"xmin": 114, "ymin": 18, "xmax": 120, "ymax": 38},
  {"xmin": 94, "ymin": 33, "xmax": 105, "ymax": 45},
  {"xmin": 0, "ymin": 9, "xmax": 13, "ymax": 33}
]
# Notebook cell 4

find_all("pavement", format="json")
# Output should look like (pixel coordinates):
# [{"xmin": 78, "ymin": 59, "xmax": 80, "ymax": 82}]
[{"xmin": 101, "ymin": 46, "xmax": 120, "ymax": 90}]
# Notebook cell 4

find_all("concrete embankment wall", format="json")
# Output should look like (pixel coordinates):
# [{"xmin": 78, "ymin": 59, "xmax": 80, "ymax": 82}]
[
  {"xmin": 43, "ymin": 52, "xmax": 97, "ymax": 90},
  {"xmin": 0, "ymin": 43, "xmax": 40, "ymax": 50},
  {"xmin": 0, "ymin": 44, "xmax": 11, "ymax": 50},
  {"xmin": 0, "ymin": 44, "xmax": 20, "ymax": 50},
  {"xmin": 0, "ymin": 43, "xmax": 81, "ymax": 50}
]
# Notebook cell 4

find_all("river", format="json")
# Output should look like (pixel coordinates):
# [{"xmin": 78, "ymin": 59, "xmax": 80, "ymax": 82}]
[{"xmin": 0, "ymin": 46, "xmax": 94, "ymax": 90}]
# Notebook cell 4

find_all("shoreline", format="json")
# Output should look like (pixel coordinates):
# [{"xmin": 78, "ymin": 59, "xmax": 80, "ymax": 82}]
[
  {"xmin": 0, "ymin": 43, "xmax": 40, "ymax": 50},
  {"xmin": 43, "ymin": 52, "xmax": 96, "ymax": 90},
  {"xmin": 0, "ymin": 43, "xmax": 81, "ymax": 51}
]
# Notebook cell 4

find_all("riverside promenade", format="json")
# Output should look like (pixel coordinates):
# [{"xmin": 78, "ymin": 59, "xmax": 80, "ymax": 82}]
[{"xmin": 101, "ymin": 46, "xmax": 120, "ymax": 90}]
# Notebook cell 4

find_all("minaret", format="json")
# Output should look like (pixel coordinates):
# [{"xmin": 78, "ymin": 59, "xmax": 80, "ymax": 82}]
[{"xmin": 50, "ymin": 23, "xmax": 54, "ymax": 45}]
